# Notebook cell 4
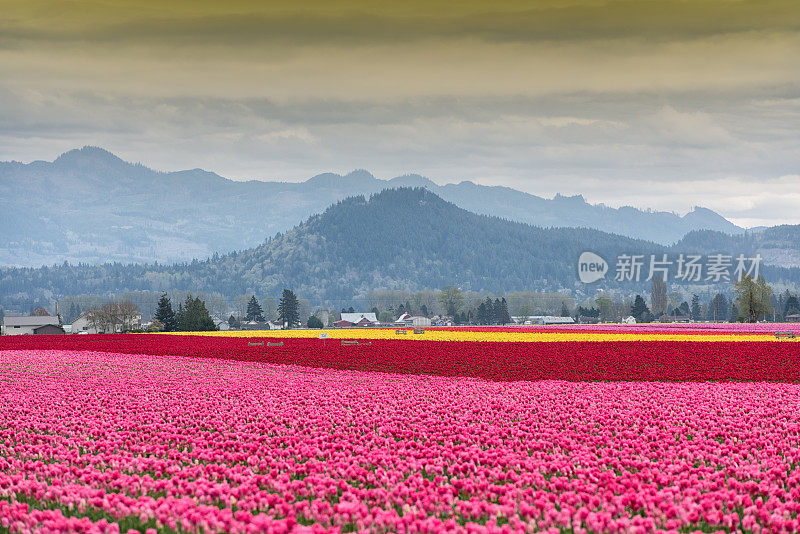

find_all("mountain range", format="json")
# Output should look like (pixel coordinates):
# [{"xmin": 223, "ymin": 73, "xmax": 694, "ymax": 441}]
[
  {"xmin": 2, "ymin": 188, "xmax": 799, "ymax": 312},
  {"xmin": 0, "ymin": 147, "xmax": 744, "ymax": 267}
]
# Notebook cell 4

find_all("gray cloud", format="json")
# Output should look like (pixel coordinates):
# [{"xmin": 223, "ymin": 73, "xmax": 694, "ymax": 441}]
[
  {"xmin": 2, "ymin": 1, "xmax": 799, "ymax": 228},
  {"xmin": 3, "ymin": 1, "xmax": 799, "ymax": 50},
  {"xmin": 2, "ymin": 86, "xmax": 799, "ymax": 227}
]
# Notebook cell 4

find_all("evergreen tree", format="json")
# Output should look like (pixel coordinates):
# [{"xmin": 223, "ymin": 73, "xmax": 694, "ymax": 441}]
[
  {"xmin": 577, "ymin": 306, "xmax": 600, "ymax": 318},
  {"xmin": 175, "ymin": 302, "xmax": 185, "ymax": 331},
  {"xmin": 493, "ymin": 298, "xmax": 502, "ymax": 325},
  {"xmin": 245, "ymin": 295, "xmax": 265, "ymax": 322},
  {"xmin": 690, "ymin": 294, "xmax": 701, "ymax": 321},
  {"xmin": 420, "ymin": 304, "xmax": 428, "ymax": 317},
  {"xmin": 180, "ymin": 294, "xmax": 217, "ymax": 331},
  {"xmin": 228, "ymin": 314, "xmax": 239, "ymax": 328},
  {"xmin": 730, "ymin": 303, "xmax": 741, "ymax": 322},
  {"xmin": 784, "ymin": 295, "xmax": 800, "ymax": 317},
  {"xmin": 560, "ymin": 302, "xmax": 570, "ymax": 317},
  {"xmin": 278, "ymin": 289, "xmax": 300, "ymax": 328},
  {"xmin": 307, "ymin": 315, "xmax": 324, "ymax": 329},
  {"xmin": 484, "ymin": 297, "xmax": 495, "ymax": 324},
  {"xmin": 154, "ymin": 293, "xmax": 177, "ymax": 332},
  {"xmin": 476, "ymin": 301, "xmax": 489, "ymax": 324},
  {"xmin": 630, "ymin": 295, "xmax": 651, "ymax": 323}
]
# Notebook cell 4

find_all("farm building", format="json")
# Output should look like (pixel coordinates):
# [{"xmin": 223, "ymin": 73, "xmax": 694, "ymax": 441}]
[
  {"xmin": 2, "ymin": 315, "xmax": 62, "ymax": 335},
  {"xmin": 513, "ymin": 316, "xmax": 575, "ymax": 326},
  {"xmin": 335, "ymin": 313, "xmax": 379, "ymax": 327},
  {"xmin": 32, "ymin": 324, "xmax": 66, "ymax": 335},
  {"xmin": 71, "ymin": 313, "xmax": 99, "ymax": 334},
  {"xmin": 394, "ymin": 313, "xmax": 433, "ymax": 327}
]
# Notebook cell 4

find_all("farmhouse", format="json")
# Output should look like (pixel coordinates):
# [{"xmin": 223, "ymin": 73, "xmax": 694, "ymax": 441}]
[
  {"xmin": 335, "ymin": 312, "xmax": 379, "ymax": 327},
  {"xmin": 71, "ymin": 313, "xmax": 99, "ymax": 334},
  {"xmin": 2, "ymin": 315, "xmax": 61, "ymax": 335}
]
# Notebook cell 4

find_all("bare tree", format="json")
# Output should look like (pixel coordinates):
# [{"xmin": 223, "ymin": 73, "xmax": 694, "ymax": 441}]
[
  {"xmin": 88, "ymin": 301, "xmax": 140, "ymax": 333},
  {"xmin": 117, "ymin": 301, "xmax": 141, "ymax": 331},
  {"xmin": 413, "ymin": 290, "xmax": 440, "ymax": 316},
  {"xmin": 200, "ymin": 292, "xmax": 229, "ymax": 321},
  {"xmin": 85, "ymin": 308, "xmax": 103, "ymax": 333},
  {"xmin": 366, "ymin": 290, "xmax": 412, "ymax": 313},
  {"xmin": 437, "ymin": 286, "xmax": 465, "ymax": 317},
  {"xmin": 735, "ymin": 275, "xmax": 774, "ymax": 323},
  {"xmin": 298, "ymin": 298, "xmax": 312, "ymax": 324},
  {"xmin": 233, "ymin": 294, "xmax": 250, "ymax": 321},
  {"xmin": 260, "ymin": 296, "xmax": 277, "ymax": 321}
]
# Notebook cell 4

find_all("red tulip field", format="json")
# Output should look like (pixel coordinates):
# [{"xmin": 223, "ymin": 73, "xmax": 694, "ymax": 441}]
[{"xmin": 1, "ymin": 326, "xmax": 800, "ymax": 533}]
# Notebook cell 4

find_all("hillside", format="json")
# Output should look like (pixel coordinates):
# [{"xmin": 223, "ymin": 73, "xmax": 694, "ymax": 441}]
[
  {"xmin": 672, "ymin": 227, "xmax": 800, "ymax": 269},
  {"xmin": 0, "ymin": 188, "xmax": 662, "ymax": 307},
  {"xmin": 0, "ymin": 147, "xmax": 745, "ymax": 267},
  {"xmin": 3, "ymin": 187, "xmax": 800, "ymax": 312}
]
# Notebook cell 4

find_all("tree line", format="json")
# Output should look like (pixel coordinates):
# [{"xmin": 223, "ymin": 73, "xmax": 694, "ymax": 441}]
[{"xmin": 620, "ymin": 275, "xmax": 779, "ymax": 324}]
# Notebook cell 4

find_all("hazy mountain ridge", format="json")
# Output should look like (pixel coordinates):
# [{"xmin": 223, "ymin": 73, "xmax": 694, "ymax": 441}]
[{"xmin": 1, "ymin": 147, "xmax": 745, "ymax": 267}]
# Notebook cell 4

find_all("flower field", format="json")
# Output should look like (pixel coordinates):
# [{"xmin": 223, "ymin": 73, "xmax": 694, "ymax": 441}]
[
  {"xmin": 0, "ymin": 325, "xmax": 799, "ymax": 382},
  {"xmin": 4, "ymin": 349, "xmax": 800, "ymax": 534},
  {"xmin": 2, "ymin": 325, "xmax": 800, "ymax": 532}
]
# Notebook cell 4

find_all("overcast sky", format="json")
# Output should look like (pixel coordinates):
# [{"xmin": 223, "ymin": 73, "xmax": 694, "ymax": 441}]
[{"xmin": 2, "ymin": 0, "xmax": 799, "ymax": 227}]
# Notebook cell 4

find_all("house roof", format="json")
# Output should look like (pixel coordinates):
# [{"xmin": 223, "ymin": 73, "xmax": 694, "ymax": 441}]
[
  {"xmin": 340, "ymin": 313, "xmax": 378, "ymax": 324},
  {"xmin": 33, "ymin": 324, "xmax": 65, "ymax": 333},
  {"xmin": 71, "ymin": 313, "xmax": 91, "ymax": 325},
  {"xmin": 3, "ymin": 316, "xmax": 60, "ymax": 327}
]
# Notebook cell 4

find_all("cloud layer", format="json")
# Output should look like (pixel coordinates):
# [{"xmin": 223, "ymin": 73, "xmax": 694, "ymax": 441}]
[{"xmin": 1, "ymin": 0, "xmax": 799, "ymax": 226}]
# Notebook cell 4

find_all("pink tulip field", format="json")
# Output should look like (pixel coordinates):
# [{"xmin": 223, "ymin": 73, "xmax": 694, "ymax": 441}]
[{"xmin": 3, "ymin": 348, "xmax": 800, "ymax": 533}]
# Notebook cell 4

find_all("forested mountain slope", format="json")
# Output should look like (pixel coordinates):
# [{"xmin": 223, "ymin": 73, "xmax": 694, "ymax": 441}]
[{"xmin": 3, "ymin": 188, "xmax": 797, "ymax": 312}]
